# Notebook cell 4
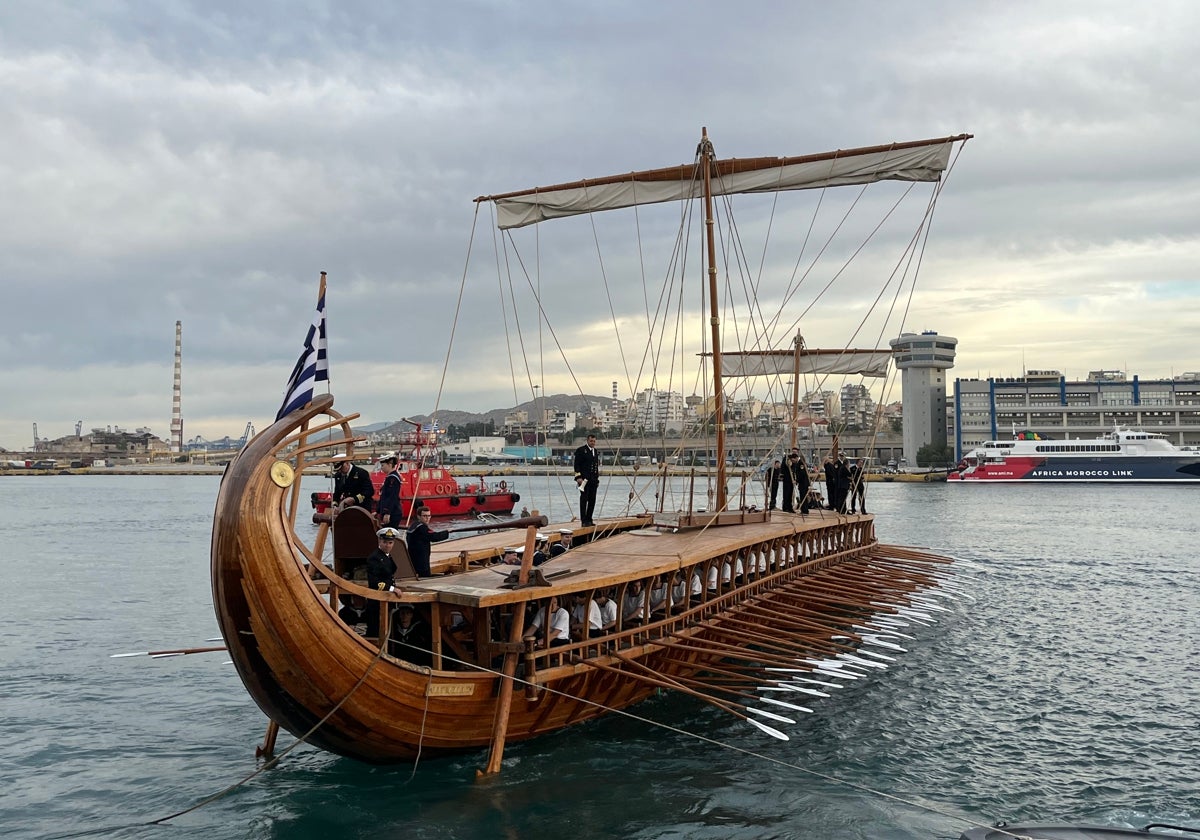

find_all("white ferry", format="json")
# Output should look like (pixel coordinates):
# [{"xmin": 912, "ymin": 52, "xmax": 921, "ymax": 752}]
[{"xmin": 949, "ymin": 427, "xmax": 1200, "ymax": 483}]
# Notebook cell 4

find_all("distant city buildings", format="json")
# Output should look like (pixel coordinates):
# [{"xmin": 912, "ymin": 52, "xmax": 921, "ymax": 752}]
[{"xmin": 38, "ymin": 426, "xmax": 170, "ymax": 459}]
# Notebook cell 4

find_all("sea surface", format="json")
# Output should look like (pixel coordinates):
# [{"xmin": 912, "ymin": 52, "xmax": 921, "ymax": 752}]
[{"xmin": 2, "ymin": 475, "xmax": 1198, "ymax": 839}]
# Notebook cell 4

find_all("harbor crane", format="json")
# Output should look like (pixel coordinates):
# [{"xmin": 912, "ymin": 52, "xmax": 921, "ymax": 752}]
[{"xmin": 237, "ymin": 422, "xmax": 256, "ymax": 449}]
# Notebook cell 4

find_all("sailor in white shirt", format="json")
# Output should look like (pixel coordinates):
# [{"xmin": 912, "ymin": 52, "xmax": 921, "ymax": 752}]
[
  {"xmin": 621, "ymin": 580, "xmax": 648, "ymax": 626},
  {"xmin": 524, "ymin": 595, "xmax": 571, "ymax": 646}
]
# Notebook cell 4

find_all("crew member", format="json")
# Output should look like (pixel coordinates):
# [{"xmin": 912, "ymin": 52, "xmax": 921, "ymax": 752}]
[
  {"xmin": 550, "ymin": 529, "xmax": 573, "ymax": 558},
  {"xmin": 367, "ymin": 527, "xmax": 402, "ymax": 593},
  {"xmin": 573, "ymin": 434, "xmax": 601, "ymax": 526},
  {"xmin": 406, "ymin": 505, "xmax": 449, "ymax": 577},
  {"xmin": 375, "ymin": 453, "xmax": 402, "ymax": 528},
  {"xmin": 766, "ymin": 459, "xmax": 784, "ymax": 511},
  {"xmin": 791, "ymin": 452, "xmax": 811, "ymax": 514},
  {"xmin": 333, "ymin": 455, "xmax": 375, "ymax": 511}
]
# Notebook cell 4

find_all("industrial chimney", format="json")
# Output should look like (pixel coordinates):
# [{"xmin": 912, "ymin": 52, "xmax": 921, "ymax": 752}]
[{"xmin": 170, "ymin": 321, "xmax": 183, "ymax": 454}]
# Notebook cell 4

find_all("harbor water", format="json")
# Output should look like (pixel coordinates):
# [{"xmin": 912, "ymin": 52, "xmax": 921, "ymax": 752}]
[{"xmin": 2, "ymin": 475, "xmax": 1198, "ymax": 839}]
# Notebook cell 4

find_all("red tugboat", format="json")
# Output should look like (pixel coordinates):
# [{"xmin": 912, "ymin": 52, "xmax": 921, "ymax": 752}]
[{"xmin": 311, "ymin": 420, "xmax": 519, "ymax": 520}]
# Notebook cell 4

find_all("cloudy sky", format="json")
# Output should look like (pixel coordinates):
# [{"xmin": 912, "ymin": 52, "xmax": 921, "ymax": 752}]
[{"xmin": 3, "ymin": 1, "xmax": 1198, "ymax": 451}]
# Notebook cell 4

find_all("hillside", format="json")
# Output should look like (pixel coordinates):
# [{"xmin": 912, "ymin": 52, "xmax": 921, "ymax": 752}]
[{"xmin": 375, "ymin": 393, "xmax": 609, "ymax": 435}]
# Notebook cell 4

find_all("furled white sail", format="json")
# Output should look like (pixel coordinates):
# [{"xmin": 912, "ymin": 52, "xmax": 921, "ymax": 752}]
[
  {"xmin": 488, "ymin": 140, "xmax": 956, "ymax": 229},
  {"xmin": 719, "ymin": 349, "xmax": 892, "ymax": 379}
]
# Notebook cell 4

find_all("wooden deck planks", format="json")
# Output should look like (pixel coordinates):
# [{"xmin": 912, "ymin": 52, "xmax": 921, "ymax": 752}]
[{"xmin": 410, "ymin": 510, "xmax": 872, "ymax": 608}]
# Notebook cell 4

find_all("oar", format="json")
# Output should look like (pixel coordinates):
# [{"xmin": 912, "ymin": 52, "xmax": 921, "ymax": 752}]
[
  {"xmin": 663, "ymin": 670, "xmax": 815, "ymax": 715},
  {"xmin": 605, "ymin": 653, "xmax": 794, "ymax": 738},
  {"xmin": 110, "ymin": 645, "xmax": 227, "ymax": 659},
  {"xmin": 763, "ymin": 669, "xmax": 845, "ymax": 689}
]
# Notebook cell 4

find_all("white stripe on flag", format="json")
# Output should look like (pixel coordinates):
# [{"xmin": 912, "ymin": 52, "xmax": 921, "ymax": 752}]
[{"xmin": 276, "ymin": 276, "xmax": 329, "ymax": 421}]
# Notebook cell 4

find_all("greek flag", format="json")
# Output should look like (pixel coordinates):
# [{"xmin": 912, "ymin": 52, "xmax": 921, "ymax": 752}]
[{"xmin": 276, "ymin": 273, "xmax": 329, "ymax": 421}]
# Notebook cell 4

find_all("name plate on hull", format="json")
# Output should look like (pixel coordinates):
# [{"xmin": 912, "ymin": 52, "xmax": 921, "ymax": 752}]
[{"xmin": 425, "ymin": 682, "xmax": 476, "ymax": 697}]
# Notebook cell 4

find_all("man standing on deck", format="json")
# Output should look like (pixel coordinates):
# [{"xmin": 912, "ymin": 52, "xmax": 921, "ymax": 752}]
[
  {"xmin": 791, "ymin": 452, "xmax": 811, "ymax": 514},
  {"xmin": 375, "ymin": 453, "xmax": 402, "ymax": 528},
  {"xmin": 406, "ymin": 505, "xmax": 449, "ymax": 577},
  {"xmin": 822, "ymin": 456, "xmax": 837, "ymax": 510},
  {"xmin": 833, "ymin": 454, "xmax": 852, "ymax": 513},
  {"xmin": 766, "ymin": 459, "xmax": 784, "ymax": 511},
  {"xmin": 333, "ymin": 455, "xmax": 375, "ymax": 512},
  {"xmin": 849, "ymin": 458, "xmax": 868, "ymax": 514},
  {"xmin": 574, "ymin": 433, "xmax": 601, "ymax": 526},
  {"xmin": 781, "ymin": 454, "xmax": 796, "ymax": 513}
]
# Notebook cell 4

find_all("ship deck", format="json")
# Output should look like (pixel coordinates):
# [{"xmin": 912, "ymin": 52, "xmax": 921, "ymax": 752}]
[{"xmin": 412, "ymin": 508, "xmax": 868, "ymax": 608}]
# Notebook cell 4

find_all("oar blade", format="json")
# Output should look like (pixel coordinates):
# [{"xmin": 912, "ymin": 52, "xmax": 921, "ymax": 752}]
[{"xmin": 747, "ymin": 718, "xmax": 789, "ymax": 741}]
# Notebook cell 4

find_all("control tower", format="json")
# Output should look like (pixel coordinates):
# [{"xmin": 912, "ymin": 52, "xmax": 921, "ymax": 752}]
[{"xmin": 888, "ymin": 331, "xmax": 957, "ymax": 465}]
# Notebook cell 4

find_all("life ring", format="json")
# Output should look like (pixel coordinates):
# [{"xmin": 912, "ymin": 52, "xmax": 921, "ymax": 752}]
[
  {"xmin": 436, "ymin": 483, "xmax": 449, "ymax": 495},
  {"xmin": 475, "ymin": 493, "xmax": 486, "ymax": 505},
  {"xmin": 499, "ymin": 480, "xmax": 507, "ymax": 491},
  {"xmin": 449, "ymin": 495, "xmax": 461, "ymax": 507}
]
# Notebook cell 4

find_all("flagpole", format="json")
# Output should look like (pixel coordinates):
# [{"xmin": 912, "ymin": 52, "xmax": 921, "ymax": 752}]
[{"xmin": 318, "ymin": 271, "xmax": 329, "ymax": 400}]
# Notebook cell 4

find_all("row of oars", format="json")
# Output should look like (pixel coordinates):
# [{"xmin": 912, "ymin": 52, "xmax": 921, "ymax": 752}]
[{"xmin": 579, "ymin": 546, "xmax": 965, "ymax": 740}]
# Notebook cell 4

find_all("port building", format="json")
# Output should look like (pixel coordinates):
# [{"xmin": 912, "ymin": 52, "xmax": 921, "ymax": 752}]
[{"xmin": 890, "ymin": 331, "xmax": 957, "ymax": 465}]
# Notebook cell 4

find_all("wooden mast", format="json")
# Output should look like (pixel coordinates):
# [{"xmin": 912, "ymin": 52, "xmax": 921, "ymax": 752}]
[
  {"xmin": 700, "ymin": 127, "xmax": 728, "ymax": 513},
  {"xmin": 790, "ymin": 331, "xmax": 803, "ymax": 452},
  {"xmin": 480, "ymin": 516, "xmax": 541, "ymax": 775}
]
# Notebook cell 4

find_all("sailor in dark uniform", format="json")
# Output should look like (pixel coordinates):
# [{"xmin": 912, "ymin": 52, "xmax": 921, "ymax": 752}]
[
  {"xmin": 833, "ymin": 454, "xmax": 852, "ymax": 513},
  {"xmin": 822, "ymin": 456, "xmax": 837, "ymax": 509},
  {"xmin": 781, "ymin": 454, "xmax": 797, "ymax": 512},
  {"xmin": 367, "ymin": 527, "xmax": 402, "ymax": 593},
  {"xmin": 531, "ymin": 533, "xmax": 551, "ymax": 566},
  {"xmin": 791, "ymin": 453, "xmax": 811, "ymax": 513},
  {"xmin": 573, "ymin": 434, "xmax": 601, "ymax": 525},
  {"xmin": 406, "ymin": 505, "xmax": 449, "ymax": 577},
  {"xmin": 765, "ymin": 459, "xmax": 784, "ymax": 510},
  {"xmin": 848, "ymin": 458, "xmax": 867, "ymax": 513},
  {"xmin": 549, "ymin": 529, "xmax": 573, "ymax": 558},
  {"xmin": 338, "ymin": 594, "xmax": 372, "ymax": 636},
  {"xmin": 333, "ymin": 456, "xmax": 375, "ymax": 511},
  {"xmin": 388, "ymin": 604, "xmax": 432, "ymax": 666},
  {"xmin": 375, "ymin": 453, "xmax": 402, "ymax": 529},
  {"xmin": 363, "ymin": 527, "xmax": 402, "ymax": 637}
]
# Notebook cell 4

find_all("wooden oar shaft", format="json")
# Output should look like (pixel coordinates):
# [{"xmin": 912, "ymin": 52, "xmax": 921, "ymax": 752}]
[
  {"xmin": 450, "ymin": 514, "xmax": 549, "ymax": 534},
  {"xmin": 710, "ymin": 615, "xmax": 841, "ymax": 659},
  {"xmin": 661, "ymin": 633, "xmax": 822, "ymax": 671},
  {"xmin": 598, "ymin": 651, "xmax": 746, "ymax": 718},
  {"xmin": 736, "ymin": 600, "xmax": 864, "ymax": 643},
  {"xmin": 149, "ymin": 645, "xmax": 227, "ymax": 657}
]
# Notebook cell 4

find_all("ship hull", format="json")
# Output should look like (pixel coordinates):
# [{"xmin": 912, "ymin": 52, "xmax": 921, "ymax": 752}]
[{"xmin": 214, "ymin": 398, "xmax": 952, "ymax": 764}]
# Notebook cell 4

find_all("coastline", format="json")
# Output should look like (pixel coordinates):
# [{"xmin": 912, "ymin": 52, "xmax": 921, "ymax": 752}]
[{"xmin": 0, "ymin": 463, "xmax": 944, "ymax": 481}]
